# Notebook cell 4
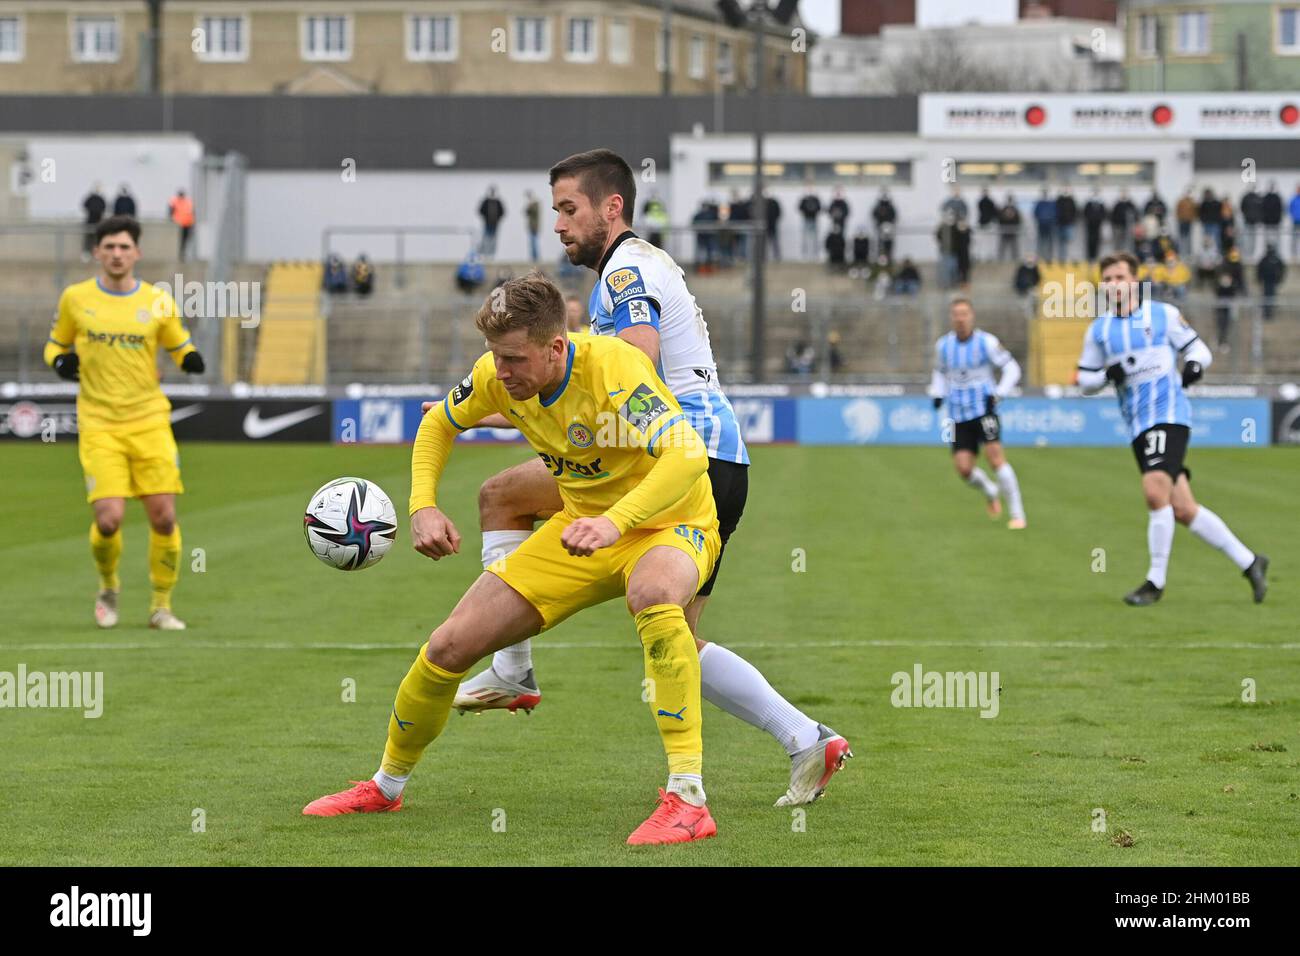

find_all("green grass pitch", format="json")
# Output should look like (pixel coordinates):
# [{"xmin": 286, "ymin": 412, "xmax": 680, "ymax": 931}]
[{"xmin": 1, "ymin": 441, "xmax": 1296, "ymax": 866}]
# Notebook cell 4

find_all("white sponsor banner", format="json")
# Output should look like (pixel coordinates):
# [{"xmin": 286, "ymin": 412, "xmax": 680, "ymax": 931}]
[{"xmin": 920, "ymin": 94, "xmax": 1300, "ymax": 139}]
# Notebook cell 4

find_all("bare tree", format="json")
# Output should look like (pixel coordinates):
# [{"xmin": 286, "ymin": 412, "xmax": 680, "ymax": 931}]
[{"xmin": 885, "ymin": 30, "xmax": 1057, "ymax": 94}]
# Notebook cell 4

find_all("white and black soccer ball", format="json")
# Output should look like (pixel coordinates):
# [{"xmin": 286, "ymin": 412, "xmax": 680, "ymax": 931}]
[{"xmin": 303, "ymin": 477, "xmax": 397, "ymax": 571}]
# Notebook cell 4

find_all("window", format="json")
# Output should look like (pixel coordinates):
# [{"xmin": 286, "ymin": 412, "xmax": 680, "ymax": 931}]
[
  {"xmin": 708, "ymin": 160, "xmax": 914, "ymax": 189},
  {"xmin": 655, "ymin": 27, "xmax": 676, "ymax": 72},
  {"xmin": 717, "ymin": 39, "xmax": 734, "ymax": 80},
  {"xmin": 1279, "ymin": 7, "xmax": 1300, "ymax": 54},
  {"xmin": 688, "ymin": 34, "xmax": 706, "ymax": 79},
  {"xmin": 608, "ymin": 18, "xmax": 629, "ymax": 64},
  {"xmin": 1135, "ymin": 13, "xmax": 1158, "ymax": 57},
  {"xmin": 565, "ymin": 16, "xmax": 597, "ymax": 62},
  {"xmin": 302, "ymin": 15, "xmax": 350, "ymax": 61},
  {"xmin": 1174, "ymin": 10, "xmax": 1209, "ymax": 55},
  {"xmin": 408, "ymin": 15, "xmax": 456, "ymax": 61},
  {"xmin": 0, "ymin": 16, "xmax": 22, "ymax": 62},
  {"xmin": 512, "ymin": 16, "xmax": 550, "ymax": 60},
  {"xmin": 72, "ymin": 15, "xmax": 119, "ymax": 63},
  {"xmin": 196, "ymin": 15, "xmax": 247, "ymax": 62}
]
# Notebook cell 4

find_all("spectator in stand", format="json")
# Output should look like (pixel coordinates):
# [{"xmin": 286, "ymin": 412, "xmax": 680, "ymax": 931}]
[
  {"xmin": 785, "ymin": 340, "xmax": 816, "ymax": 376},
  {"xmin": 977, "ymin": 187, "xmax": 999, "ymax": 233},
  {"xmin": 1110, "ymin": 188, "xmax": 1138, "ymax": 252},
  {"xmin": 828, "ymin": 188, "xmax": 850, "ymax": 236},
  {"xmin": 564, "ymin": 294, "xmax": 587, "ymax": 333},
  {"xmin": 997, "ymin": 193, "xmax": 1021, "ymax": 261},
  {"xmin": 1194, "ymin": 235, "xmax": 1222, "ymax": 290},
  {"xmin": 642, "ymin": 192, "xmax": 669, "ymax": 250},
  {"xmin": 478, "ymin": 185, "xmax": 505, "ymax": 258},
  {"xmin": 1151, "ymin": 250, "xmax": 1190, "ymax": 303},
  {"xmin": 1198, "ymin": 187, "xmax": 1222, "ymax": 250},
  {"xmin": 351, "ymin": 253, "xmax": 374, "ymax": 296},
  {"xmin": 1153, "ymin": 228, "xmax": 1177, "ymax": 262},
  {"xmin": 169, "ymin": 188, "xmax": 195, "ymax": 262},
  {"xmin": 869, "ymin": 254, "xmax": 894, "ymax": 300},
  {"xmin": 827, "ymin": 330, "xmax": 845, "ymax": 374},
  {"xmin": 953, "ymin": 216, "xmax": 972, "ymax": 288},
  {"xmin": 729, "ymin": 189, "xmax": 751, "ymax": 261},
  {"xmin": 455, "ymin": 249, "xmax": 485, "ymax": 294},
  {"xmin": 893, "ymin": 256, "xmax": 921, "ymax": 296},
  {"xmin": 1056, "ymin": 187, "xmax": 1078, "ymax": 261},
  {"xmin": 1175, "ymin": 188, "xmax": 1197, "ymax": 252},
  {"xmin": 872, "ymin": 188, "xmax": 897, "ymax": 257},
  {"xmin": 112, "ymin": 184, "xmax": 136, "ymax": 218},
  {"xmin": 1132, "ymin": 224, "xmax": 1155, "ymax": 264},
  {"xmin": 1240, "ymin": 185, "xmax": 1263, "ymax": 259},
  {"xmin": 324, "ymin": 253, "xmax": 349, "ymax": 294},
  {"xmin": 850, "ymin": 228, "xmax": 871, "ymax": 275},
  {"xmin": 1143, "ymin": 192, "xmax": 1167, "ymax": 230},
  {"xmin": 524, "ymin": 190, "xmax": 541, "ymax": 262},
  {"xmin": 1033, "ymin": 188, "xmax": 1057, "ymax": 262},
  {"xmin": 1219, "ymin": 196, "xmax": 1239, "ymax": 254},
  {"xmin": 1256, "ymin": 244, "xmax": 1286, "ymax": 321},
  {"xmin": 691, "ymin": 198, "xmax": 719, "ymax": 271},
  {"xmin": 1260, "ymin": 180, "xmax": 1284, "ymax": 253},
  {"xmin": 1214, "ymin": 249, "xmax": 1246, "ymax": 351},
  {"xmin": 1083, "ymin": 189, "xmax": 1107, "ymax": 261},
  {"xmin": 798, "ymin": 187, "xmax": 822, "ymax": 260},
  {"xmin": 81, "ymin": 183, "xmax": 107, "ymax": 260},
  {"xmin": 764, "ymin": 191, "xmax": 782, "ymax": 262},
  {"xmin": 1290, "ymin": 183, "xmax": 1300, "ymax": 262},
  {"xmin": 941, "ymin": 185, "xmax": 968, "ymax": 224},
  {"xmin": 1013, "ymin": 254, "xmax": 1040, "ymax": 298},
  {"xmin": 825, "ymin": 226, "xmax": 847, "ymax": 271},
  {"xmin": 935, "ymin": 210, "xmax": 960, "ymax": 288}
]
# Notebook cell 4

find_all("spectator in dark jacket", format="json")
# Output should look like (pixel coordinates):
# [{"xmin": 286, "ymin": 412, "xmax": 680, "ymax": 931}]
[
  {"xmin": 1261, "ymin": 180, "xmax": 1284, "ymax": 251},
  {"xmin": 1198, "ymin": 188, "xmax": 1222, "ymax": 249},
  {"xmin": 764, "ymin": 192, "xmax": 782, "ymax": 261},
  {"xmin": 827, "ymin": 188, "xmax": 850, "ymax": 234},
  {"xmin": 1014, "ymin": 254, "xmax": 1041, "ymax": 297},
  {"xmin": 893, "ymin": 257, "xmax": 921, "ymax": 295},
  {"xmin": 1083, "ymin": 189, "xmax": 1107, "ymax": 261},
  {"xmin": 1214, "ymin": 249, "xmax": 1246, "ymax": 350},
  {"xmin": 1256, "ymin": 244, "xmax": 1285, "ymax": 320},
  {"xmin": 1033, "ymin": 189, "xmax": 1057, "ymax": 262},
  {"xmin": 82, "ymin": 183, "xmax": 106, "ymax": 259},
  {"xmin": 798, "ymin": 189, "xmax": 821, "ymax": 260},
  {"xmin": 1110, "ymin": 189, "xmax": 1139, "ymax": 251},
  {"xmin": 997, "ymin": 194, "xmax": 1021, "ymax": 261},
  {"xmin": 953, "ymin": 218, "xmax": 972, "ymax": 286},
  {"xmin": 850, "ymin": 229, "xmax": 870, "ymax": 272},
  {"xmin": 977, "ymin": 188, "xmax": 998, "ymax": 229},
  {"xmin": 871, "ymin": 188, "xmax": 896, "ymax": 253},
  {"xmin": 1240, "ymin": 186, "xmax": 1263, "ymax": 258},
  {"xmin": 478, "ymin": 186, "xmax": 505, "ymax": 258},
  {"xmin": 1143, "ymin": 193, "xmax": 1167, "ymax": 228},
  {"xmin": 324, "ymin": 253, "xmax": 349, "ymax": 294},
  {"xmin": 351, "ymin": 253, "xmax": 374, "ymax": 296},
  {"xmin": 825, "ymin": 227, "xmax": 847, "ymax": 271},
  {"xmin": 1055, "ymin": 187, "xmax": 1078, "ymax": 260},
  {"xmin": 112, "ymin": 184, "xmax": 136, "ymax": 218}
]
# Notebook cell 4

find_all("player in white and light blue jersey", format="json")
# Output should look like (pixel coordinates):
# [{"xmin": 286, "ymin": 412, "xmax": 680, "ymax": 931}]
[
  {"xmin": 1076, "ymin": 252, "xmax": 1267, "ymax": 606},
  {"xmin": 453, "ymin": 149, "xmax": 849, "ymax": 808},
  {"xmin": 929, "ymin": 297, "xmax": 1027, "ymax": 529}
]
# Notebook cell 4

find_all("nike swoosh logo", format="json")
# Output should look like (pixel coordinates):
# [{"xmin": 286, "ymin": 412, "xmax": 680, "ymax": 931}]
[
  {"xmin": 169, "ymin": 404, "xmax": 204, "ymax": 424},
  {"xmin": 243, "ymin": 405, "xmax": 324, "ymax": 439}
]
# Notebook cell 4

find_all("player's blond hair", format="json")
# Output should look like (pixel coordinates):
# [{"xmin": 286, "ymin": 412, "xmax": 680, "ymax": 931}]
[{"xmin": 474, "ymin": 271, "xmax": 567, "ymax": 345}]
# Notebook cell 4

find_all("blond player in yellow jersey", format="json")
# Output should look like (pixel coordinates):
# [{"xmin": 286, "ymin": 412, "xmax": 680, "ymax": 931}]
[
  {"xmin": 44, "ymin": 215, "xmax": 206, "ymax": 631},
  {"xmin": 304, "ymin": 272, "xmax": 722, "ymax": 845}
]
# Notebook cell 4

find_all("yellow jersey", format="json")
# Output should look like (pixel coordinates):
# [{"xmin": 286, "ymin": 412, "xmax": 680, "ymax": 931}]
[
  {"xmin": 45, "ymin": 277, "xmax": 196, "ymax": 433},
  {"xmin": 411, "ymin": 334, "xmax": 716, "ymax": 535}
]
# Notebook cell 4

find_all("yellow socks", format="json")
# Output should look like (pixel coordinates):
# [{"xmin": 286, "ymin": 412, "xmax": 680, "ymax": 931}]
[
  {"xmin": 380, "ymin": 642, "xmax": 466, "ymax": 777},
  {"xmin": 636, "ymin": 603, "xmax": 703, "ymax": 777},
  {"xmin": 89, "ymin": 524, "xmax": 122, "ymax": 592},
  {"xmin": 148, "ymin": 526, "xmax": 181, "ymax": 611}
]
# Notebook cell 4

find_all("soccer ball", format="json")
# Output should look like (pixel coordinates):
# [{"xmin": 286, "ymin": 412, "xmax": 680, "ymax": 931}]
[{"xmin": 303, "ymin": 477, "xmax": 398, "ymax": 571}]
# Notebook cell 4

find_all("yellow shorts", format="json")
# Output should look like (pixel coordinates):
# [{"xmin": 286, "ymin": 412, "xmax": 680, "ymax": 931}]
[
  {"xmin": 489, "ymin": 512, "xmax": 720, "ymax": 631},
  {"xmin": 78, "ymin": 424, "xmax": 184, "ymax": 503}
]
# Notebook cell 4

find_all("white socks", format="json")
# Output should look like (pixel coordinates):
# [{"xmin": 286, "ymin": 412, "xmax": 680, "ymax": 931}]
[
  {"xmin": 483, "ymin": 530, "xmax": 535, "ymax": 682},
  {"xmin": 1146, "ymin": 505, "xmax": 1174, "ymax": 589},
  {"xmin": 698, "ymin": 643, "xmax": 821, "ymax": 757},
  {"xmin": 966, "ymin": 467, "xmax": 998, "ymax": 500},
  {"xmin": 1189, "ymin": 507, "xmax": 1254, "ymax": 571},
  {"xmin": 996, "ymin": 463, "xmax": 1025, "ymax": 521},
  {"xmin": 372, "ymin": 768, "xmax": 408, "ymax": 801},
  {"xmin": 666, "ymin": 773, "xmax": 707, "ymax": 807}
]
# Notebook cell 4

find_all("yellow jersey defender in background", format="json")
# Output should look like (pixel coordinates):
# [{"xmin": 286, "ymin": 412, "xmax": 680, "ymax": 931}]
[
  {"xmin": 44, "ymin": 215, "xmax": 207, "ymax": 631},
  {"xmin": 304, "ymin": 271, "xmax": 723, "ymax": 846}
]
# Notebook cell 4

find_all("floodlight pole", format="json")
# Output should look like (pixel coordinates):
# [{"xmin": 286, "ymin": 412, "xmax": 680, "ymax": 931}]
[{"xmin": 750, "ymin": 4, "xmax": 767, "ymax": 382}]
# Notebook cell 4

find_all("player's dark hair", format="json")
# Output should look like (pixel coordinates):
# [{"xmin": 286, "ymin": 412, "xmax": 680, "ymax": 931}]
[
  {"xmin": 475, "ymin": 270, "xmax": 567, "ymax": 345},
  {"xmin": 549, "ymin": 149, "xmax": 636, "ymax": 226},
  {"xmin": 1099, "ymin": 251, "xmax": 1139, "ymax": 278},
  {"xmin": 95, "ymin": 215, "xmax": 141, "ymax": 246}
]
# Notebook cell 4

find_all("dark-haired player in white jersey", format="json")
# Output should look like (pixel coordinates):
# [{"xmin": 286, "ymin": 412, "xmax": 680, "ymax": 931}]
[
  {"xmin": 1076, "ymin": 252, "xmax": 1268, "ymax": 606},
  {"xmin": 443, "ymin": 149, "xmax": 850, "ymax": 807}
]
